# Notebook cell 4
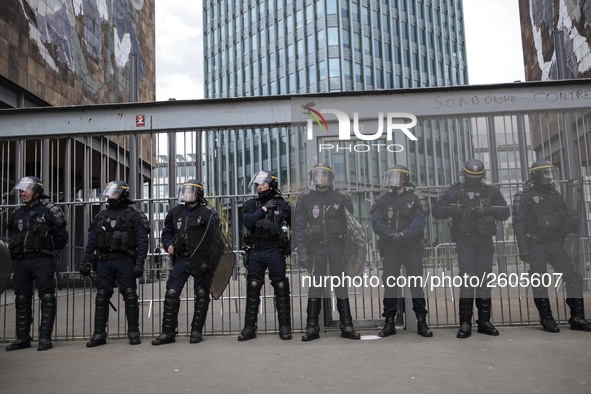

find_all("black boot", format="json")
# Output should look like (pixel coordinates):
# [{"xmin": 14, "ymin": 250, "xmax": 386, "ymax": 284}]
[
  {"xmin": 476, "ymin": 298, "xmax": 499, "ymax": 336},
  {"xmin": 190, "ymin": 288, "xmax": 210, "ymax": 343},
  {"xmin": 122, "ymin": 288, "xmax": 141, "ymax": 345},
  {"xmin": 534, "ymin": 298, "xmax": 560, "ymax": 333},
  {"xmin": 238, "ymin": 280, "xmax": 262, "ymax": 341},
  {"xmin": 378, "ymin": 316, "xmax": 396, "ymax": 337},
  {"xmin": 566, "ymin": 298, "xmax": 591, "ymax": 332},
  {"xmin": 416, "ymin": 313, "xmax": 433, "ymax": 337},
  {"xmin": 87, "ymin": 289, "xmax": 112, "ymax": 348},
  {"xmin": 457, "ymin": 298, "xmax": 473, "ymax": 339},
  {"xmin": 37, "ymin": 293, "xmax": 57, "ymax": 351},
  {"xmin": 302, "ymin": 298, "xmax": 321, "ymax": 341},
  {"xmin": 337, "ymin": 298, "xmax": 361, "ymax": 340},
  {"xmin": 152, "ymin": 289, "xmax": 180, "ymax": 345},
  {"xmin": 6, "ymin": 294, "xmax": 32, "ymax": 351},
  {"xmin": 273, "ymin": 279, "xmax": 292, "ymax": 340}
]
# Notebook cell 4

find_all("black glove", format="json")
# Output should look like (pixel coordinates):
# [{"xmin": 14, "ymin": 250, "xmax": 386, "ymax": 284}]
[
  {"xmin": 264, "ymin": 199, "xmax": 278, "ymax": 211},
  {"xmin": 519, "ymin": 251, "xmax": 531, "ymax": 263},
  {"xmin": 79, "ymin": 260, "xmax": 91, "ymax": 277},
  {"xmin": 387, "ymin": 232, "xmax": 405, "ymax": 243},
  {"xmin": 198, "ymin": 262, "xmax": 210, "ymax": 273},
  {"xmin": 133, "ymin": 263, "xmax": 144, "ymax": 278},
  {"xmin": 455, "ymin": 205, "xmax": 469, "ymax": 216},
  {"xmin": 298, "ymin": 250, "xmax": 309, "ymax": 270},
  {"xmin": 473, "ymin": 206, "xmax": 492, "ymax": 217}
]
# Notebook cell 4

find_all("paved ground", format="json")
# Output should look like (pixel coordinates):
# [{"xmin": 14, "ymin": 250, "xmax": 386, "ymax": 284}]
[{"xmin": 0, "ymin": 326, "xmax": 590, "ymax": 394}]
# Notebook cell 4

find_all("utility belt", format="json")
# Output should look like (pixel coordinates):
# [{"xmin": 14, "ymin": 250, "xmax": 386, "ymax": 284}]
[
  {"xmin": 249, "ymin": 241, "xmax": 280, "ymax": 250},
  {"xmin": 97, "ymin": 250, "xmax": 135, "ymax": 261},
  {"xmin": 13, "ymin": 250, "xmax": 52, "ymax": 260},
  {"xmin": 527, "ymin": 233, "xmax": 562, "ymax": 243}
]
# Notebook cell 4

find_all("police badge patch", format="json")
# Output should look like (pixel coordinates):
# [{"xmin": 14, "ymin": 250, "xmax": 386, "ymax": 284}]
[{"xmin": 312, "ymin": 205, "xmax": 319, "ymax": 219}]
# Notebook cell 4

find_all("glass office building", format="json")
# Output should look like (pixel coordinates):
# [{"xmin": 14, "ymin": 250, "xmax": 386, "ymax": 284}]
[{"xmin": 204, "ymin": 0, "xmax": 467, "ymax": 98}]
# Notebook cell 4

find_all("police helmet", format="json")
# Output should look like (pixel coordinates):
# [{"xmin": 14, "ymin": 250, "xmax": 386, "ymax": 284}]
[
  {"xmin": 248, "ymin": 170, "xmax": 279, "ymax": 191},
  {"xmin": 12, "ymin": 176, "xmax": 49, "ymax": 200},
  {"xmin": 309, "ymin": 163, "xmax": 334, "ymax": 189},
  {"xmin": 100, "ymin": 180, "xmax": 131, "ymax": 202},
  {"xmin": 529, "ymin": 160, "xmax": 559, "ymax": 187},
  {"xmin": 178, "ymin": 179, "xmax": 205, "ymax": 203},
  {"xmin": 382, "ymin": 164, "xmax": 410, "ymax": 189},
  {"xmin": 461, "ymin": 159, "xmax": 486, "ymax": 191}
]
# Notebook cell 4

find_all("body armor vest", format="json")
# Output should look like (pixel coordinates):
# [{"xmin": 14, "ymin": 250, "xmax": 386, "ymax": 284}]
[
  {"xmin": 9, "ymin": 204, "xmax": 54, "ymax": 256},
  {"xmin": 94, "ymin": 208, "xmax": 137, "ymax": 254},
  {"xmin": 524, "ymin": 188, "xmax": 564, "ymax": 240},
  {"xmin": 379, "ymin": 192, "xmax": 418, "ymax": 234},
  {"xmin": 452, "ymin": 185, "xmax": 496, "ymax": 236},
  {"xmin": 171, "ymin": 204, "xmax": 211, "ymax": 256},
  {"xmin": 250, "ymin": 199, "xmax": 288, "ymax": 245},
  {"xmin": 302, "ymin": 190, "xmax": 347, "ymax": 244}
]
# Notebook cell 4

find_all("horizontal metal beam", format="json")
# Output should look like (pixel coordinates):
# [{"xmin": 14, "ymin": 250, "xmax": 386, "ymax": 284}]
[{"xmin": 0, "ymin": 80, "xmax": 590, "ymax": 138}]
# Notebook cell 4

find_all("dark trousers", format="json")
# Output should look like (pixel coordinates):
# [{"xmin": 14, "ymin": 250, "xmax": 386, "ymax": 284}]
[
  {"xmin": 456, "ymin": 234, "xmax": 494, "ymax": 298},
  {"xmin": 12, "ymin": 256, "xmax": 55, "ymax": 298},
  {"xmin": 166, "ymin": 256, "xmax": 207, "ymax": 292},
  {"xmin": 381, "ymin": 243, "xmax": 427, "ymax": 316},
  {"xmin": 307, "ymin": 243, "xmax": 348, "ymax": 298},
  {"xmin": 95, "ymin": 256, "xmax": 137, "ymax": 292},
  {"xmin": 528, "ymin": 240, "xmax": 582, "ymax": 298},
  {"xmin": 246, "ymin": 248, "xmax": 287, "ymax": 286}
]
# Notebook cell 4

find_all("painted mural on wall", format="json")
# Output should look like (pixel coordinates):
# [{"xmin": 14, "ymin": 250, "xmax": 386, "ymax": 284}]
[
  {"xmin": 521, "ymin": 0, "xmax": 591, "ymax": 80},
  {"xmin": 0, "ymin": 0, "xmax": 154, "ymax": 105}
]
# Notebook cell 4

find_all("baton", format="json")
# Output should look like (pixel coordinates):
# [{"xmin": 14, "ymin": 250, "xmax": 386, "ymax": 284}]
[{"xmin": 88, "ymin": 274, "xmax": 117, "ymax": 312}]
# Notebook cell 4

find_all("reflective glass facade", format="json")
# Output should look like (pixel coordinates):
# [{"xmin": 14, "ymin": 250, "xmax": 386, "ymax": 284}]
[{"xmin": 204, "ymin": 0, "xmax": 468, "ymax": 98}]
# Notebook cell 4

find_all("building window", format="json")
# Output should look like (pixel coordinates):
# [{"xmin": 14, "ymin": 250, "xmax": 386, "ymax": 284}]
[
  {"xmin": 329, "ymin": 58, "xmax": 340, "ymax": 77},
  {"xmin": 328, "ymin": 27, "xmax": 339, "ymax": 46},
  {"xmin": 318, "ymin": 60, "xmax": 326, "ymax": 80},
  {"xmin": 327, "ymin": 0, "xmax": 337, "ymax": 15}
]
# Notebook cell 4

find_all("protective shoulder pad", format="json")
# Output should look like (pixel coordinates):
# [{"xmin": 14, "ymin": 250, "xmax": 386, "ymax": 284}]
[
  {"xmin": 45, "ymin": 202, "xmax": 67, "ymax": 228},
  {"xmin": 415, "ymin": 191, "xmax": 430, "ymax": 215}
]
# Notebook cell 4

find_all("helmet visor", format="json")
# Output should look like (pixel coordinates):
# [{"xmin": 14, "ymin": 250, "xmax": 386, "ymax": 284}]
[
  {"xmin": 178, "ymin": 183, "xmax": 203, "ymax": 203},
  {"xmin": 382, "ymin": 169, "xmax": 408, "ymax": 188},
  {"xmin": 538, "ymin": 167, "xmax": 559, "ymax": 185},
  {"xmin": 12, "ymin": 177, "xmax": 40, "ymax": 195},
  {"xmin": 100, "ymin": 182, "xmax": 125, "ymax": 201},
  {"xmin": 310, "ymin": 167, "xmax": 333, "ymax": 188},
  {"xmin": 248, "ymin": 171, "xmax": 274, "ymax": 189}
]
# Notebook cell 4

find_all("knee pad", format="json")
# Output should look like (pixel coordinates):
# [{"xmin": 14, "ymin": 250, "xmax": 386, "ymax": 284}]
[
  {"xmin": 15, "ymin": 294, "xmax": 30, "ymax": 306},
  {"xmin": 96, "ymin": 289, "xmax": 114, "ymax": 303},
  {"xmin": 195, "ymin": 287, "xmax": 210, "ymax": 301},
  {"xmin": 40, "ymin": 293, "xmax": 56, "ymax": 304},
  {"xmin": 273, "ymin": 279, "xmax": 290, "ymax": 298},
  {"xmin": 247, "ymin": 280, "xmax": 263, "ymax": 298},
  {"xmin": 165, "ymin": 288, "xmax": 180, "ymax": 300},
  {"xmin": 121, "ymin": 288, "xmax": 138, "ymax": 303}
]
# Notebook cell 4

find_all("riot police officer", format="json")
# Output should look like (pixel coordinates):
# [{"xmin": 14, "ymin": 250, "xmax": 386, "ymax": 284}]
[
  {"xmin": 152, "ymin": 180, "xmax": 220, "ymax": 345},
  {"xmin": 512, "ymin": 160, "xmax": 591, "ymax": 333},
  {"xmin": 239, "ymin": 170, "xmax": 292, "ymax": 341},
  {"xmin": 6, "ymin": 176, "xmax": 68, "ymax": 351},
  {"xmin": 371, "ymin": 165, "xmax": 432, "ymax": 338},
  {"xmin": 80, "ymin": 180, "xmax": 149, "ymax": 347},
  {"xmin": 294, "ymin": 163, "xmax": 361, "ymax": 341},
  {"xmin": 432, "ymin": 159, "xmax": 509, "ymax": 338}
]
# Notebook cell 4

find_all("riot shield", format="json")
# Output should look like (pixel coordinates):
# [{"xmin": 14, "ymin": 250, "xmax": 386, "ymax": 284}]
[
  {"xmin": 190, "ymin": 214, "xmax": 236, "ymax": 299},
  {"xmin": 0, "ymin": 239, "xmax": 12, "ymax": 294},
  {"xmin": 564, "ymin": 178, "xmax": 584, "ymax": 270},
  {"xmin": 341, "ymin": 210, "xmax": 367, "ymax": 277}
]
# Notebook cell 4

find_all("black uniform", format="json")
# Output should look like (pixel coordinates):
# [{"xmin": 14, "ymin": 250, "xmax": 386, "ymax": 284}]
[
  {"xmin": 7, "ymin": 200, "xmax": 68, "ymax": 351},
  {"xmin": 294, "ymin": 188, "xmax": 360, "ymax": 340},
  {"xmin": 371, "ymin": 187, "xmax": 432, "ymax": 337},
  {"xmin": 512, "ymin": 182, "xmax": 591, "ymax": 332},
  {"xmin": 239, "ymin": 190, "xmax": 292, "ymax": 341},
  {"xmin": 152, "ymin": 202, "xmax": 219, "ymax": 345},
  {"xmin": 83, "ymin": 200, "xmax": 149, "ymax": 346},
  {"xmin": 432, "ymin": 182, "xmax": 509, "ymax": 337}
]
